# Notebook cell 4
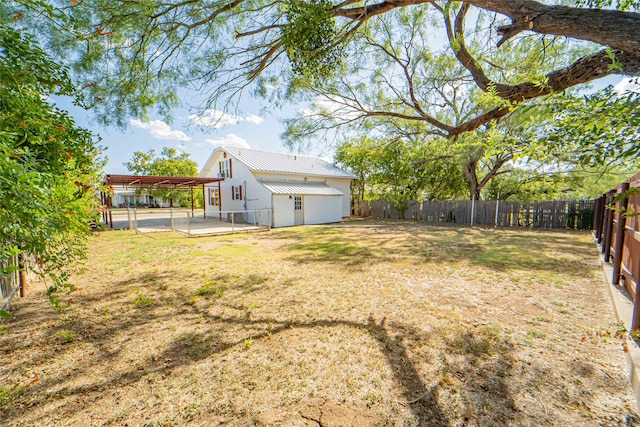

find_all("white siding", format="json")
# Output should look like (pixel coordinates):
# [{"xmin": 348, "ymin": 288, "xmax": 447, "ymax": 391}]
[
  {"xmin": 303, "ymin": 196, "xmax": 342, "ymax": 225},
  {"xmin": 200, "ymin": 147, "xmax": 354, "ymax": 227},
  {"xmin": 273, "ymin": 195, "xmax": 294, "ymax": 227},
  {"xmin": 326, "ymin": 178, "xmax": 352, "ymax": 217},
  {"xmin": 202, "ymin": 150, "xmax": 274, "ymax": 219}
]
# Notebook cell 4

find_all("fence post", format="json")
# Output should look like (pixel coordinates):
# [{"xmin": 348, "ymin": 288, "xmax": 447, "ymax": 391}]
[
  {"xmin": 633, "ymin": 288, "xmax": 640, "ymax": 331},
  {"xmin": 18, "ymin": 253, "xmax": 26, "ymax": 298},
  {"xmin": 231, "ymin": 211, "xmax": 235, "ymax": 233},
  {"xmin": 601, "ymin": 196, "xmax": 610, "ymax": 253},
  {"xmin": 187, "ymin": 212, "xmax": 191, "ymax": 236},
  {"xmin": 602, "ymin": 191, "xmax": 615, "ymax": 262},
  {"xmin": 170, "ymin": 207, "xmax": 174, "ymax": 231},
  {"xmin": 592, "ymin": 197, "xmax": 600, "ymax": 237},
  {"xmin": 597, "ymin": 195, "xmax": 606, "ymax": 244},
  {"xmin": 133, "ymin": 208, "xmax": 138, "ymax": 234},
  {"xmin": 470, "ymin": 196, "xmax": 476, "ymax": 226},
  {"xmin": 594, "ymin": 196, "xmax": 600, "ymax": 238},
  {"xmin": 612, "ymin": 182, "xmax": 630, "ymax": 285}
]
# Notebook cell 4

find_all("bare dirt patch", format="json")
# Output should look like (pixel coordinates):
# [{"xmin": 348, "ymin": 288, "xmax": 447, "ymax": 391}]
[{"xmin": 0, "ymin": 220, "xmax": 638, "ymax": 426}]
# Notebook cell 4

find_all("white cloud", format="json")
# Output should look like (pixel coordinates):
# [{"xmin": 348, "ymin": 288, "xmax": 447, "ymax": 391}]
[
  {"xmin": 205, "ymin": 134, "xmax": 251, "ymax": 149},
  {"xmin": 130, "ymin": 119, "xmax": 192, "ymax": 141},
  {"xmin": 614, "ymin": 78, "xmax": 640, "ymax": 94},
  {"xmin": 189, "ymin": 109, "xmax": 264, "ymax": 128},
  {"xmin": 245, "ymin": 114, "xmax": 264, "ymax": 125}
]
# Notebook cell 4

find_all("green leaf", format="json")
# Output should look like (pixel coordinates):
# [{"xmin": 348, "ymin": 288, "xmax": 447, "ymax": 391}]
[{"xmin": 0, "ymin": 310, "xmax": 14, "ymax": 320}]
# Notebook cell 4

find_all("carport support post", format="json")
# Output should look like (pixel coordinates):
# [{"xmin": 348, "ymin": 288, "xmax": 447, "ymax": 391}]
[
  {"xmin": 100, "ymin": 192, "xmax": 105, "ymax": 223},
  {"xmin": 191, "ymin": 187, "xmax": 194, "ymax": 216},
  {"xmin": 612, "ymin": 182, "xmax": 630, "ymax": 285},
  {"xmin": 107, "ymin": 194, "xmax": 113, "ymax": 229},
  {"xmin": 202, "ymin": 184, "xmax": 206, "ymax": 219}
]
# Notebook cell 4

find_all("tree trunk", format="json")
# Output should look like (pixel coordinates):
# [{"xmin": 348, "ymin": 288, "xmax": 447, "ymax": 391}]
[
  {"xmin": 337, "ymin": 0, "xmax": 640, "ymax": 56},
  {"xmin": 470, "ymin": 0, "xmax": 640, "ymax": 56},
  {"xmin": 463, "ymin": 160, "xmax": 482, "ymax": 200}
]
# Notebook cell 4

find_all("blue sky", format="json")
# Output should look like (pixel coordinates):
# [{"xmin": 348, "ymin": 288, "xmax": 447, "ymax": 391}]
[
  {"xmin": 55, "ymin": 76, "xmax": 637, "ymax": 176},
  {"xmin": 56, "ymin": 94, "xmax": 307, "ymax": 175}
]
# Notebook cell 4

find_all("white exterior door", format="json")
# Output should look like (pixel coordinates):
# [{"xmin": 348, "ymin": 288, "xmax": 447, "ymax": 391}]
[{"xmin": 294, "ymin": 196, "xmax": 304, "ymax": 225}]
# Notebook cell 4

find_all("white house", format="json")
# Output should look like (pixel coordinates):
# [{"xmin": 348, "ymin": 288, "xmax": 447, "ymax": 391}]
[
  {"xmin": 110, "ymin": 187, "xmax": 173, "ymax": 208},
  {"xmin": 199, "ymin": 146, "xmax": 355, "ymax": 227}
]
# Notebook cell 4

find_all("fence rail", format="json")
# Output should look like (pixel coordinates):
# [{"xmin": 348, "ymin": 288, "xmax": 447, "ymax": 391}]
[
  {"xmin": 358, "ymin": 199, "xmax": 594, "ymax": 230},
  {"xmin": 594, "ymin": 171, "xmax": 640, "ymax": 329},
  {"xmin": 125, "ymin": 208, "xmax": 272, "ymax": 236}
]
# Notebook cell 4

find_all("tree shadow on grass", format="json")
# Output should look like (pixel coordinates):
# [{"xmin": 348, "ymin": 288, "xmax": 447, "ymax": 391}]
[
  {"xmin": 286, "ymin": 239, "xmax": 376, "ymax": 267},
  {"xmin": 1, "ymin": 305, "xmax": 527, "ymax": 426},
  {"xmin": 280, "ymin": 222, "xmax": 594, "ymax": 276}
]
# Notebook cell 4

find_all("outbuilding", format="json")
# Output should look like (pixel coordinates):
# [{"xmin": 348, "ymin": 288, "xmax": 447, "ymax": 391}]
[{"xmin": 199, "ymin": 146, "xmax": 355, "ymax": 227}]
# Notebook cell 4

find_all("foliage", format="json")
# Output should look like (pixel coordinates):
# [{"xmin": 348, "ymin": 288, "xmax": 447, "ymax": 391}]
[
  {"xmin": 123, "ymin": 147, "xmax": 200, "ymax": 208},
  {"xmin": 132, "ymin": 291, "xmax": 153, "ymax": 308},
  {"xmin": 57, "ymin": 330, "xmax": 76, "ymax": 342},
  {"xmin": 0, "ymin": 23, "xmax": 103, "ymax": 309},
  {"xmin": 196, "ymin": 280, "xmax": 217, "ymax": 296},
  {"xmin": 4, "ymin": 0, "xmax": 638, "ymax": 137},
  {"xmin": 540, "ymin": 87, "xmax": 640, "ymax": 166},
  {"xmin": 575, "ymin": 0, "xmax": 639, "ymax": 11},
  {"xmin": 0, "ymin": 383, "xmax": 24, "ymax": 408},
  {"xmin": 284, "ymin": 8, "xmax": 621, "ymax": 202},
  {"xmin": 281, "ymin": 0, "xmax": 343, "ymax": 81},
  {"xmin": 335, "ymin": 136, "xmax": 467, "ymax": 210},
  {"xmin": 3, "ymin": 0, "xmax": 637, "ymax": 215}
]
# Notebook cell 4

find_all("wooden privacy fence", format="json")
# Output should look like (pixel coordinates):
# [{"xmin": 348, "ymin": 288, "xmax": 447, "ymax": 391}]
[
  {"xmin": 359, "ymin": 199, "xmax": 594, "ymax": 230},
  {"xmin": 595, "ymin": 171, "xmax": 640, "ymax": 330}
]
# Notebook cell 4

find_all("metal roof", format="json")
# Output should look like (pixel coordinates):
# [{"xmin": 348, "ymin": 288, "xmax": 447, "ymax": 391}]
[
  {"xmin": 220, "ymin": 146, "xmax": 356, "ymax": 178},
  {"xmin": 260, "ymin": 181, "xmax": 344, "ymax": 196},
  {"xmin": 104, "ymin": 174, "xmax": 222, "ymax": 188}
]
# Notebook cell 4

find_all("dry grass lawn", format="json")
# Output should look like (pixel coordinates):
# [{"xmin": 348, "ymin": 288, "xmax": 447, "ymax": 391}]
[{"xmin": 0, "ymin": 220, "xmax": 638, "ymax": 426}]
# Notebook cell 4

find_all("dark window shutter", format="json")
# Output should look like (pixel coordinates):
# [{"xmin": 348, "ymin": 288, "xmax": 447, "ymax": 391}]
[
  {"xmin": 229, "ymin": 158, "xmax": 233, "ymax": 178},
  {"xmin": 239, "ymin": 186, "xmax": 243, "ymax": 200},
  {"xmin": 231, "ymin": 186, "xmax": 235, "ymax": 200},
  {"xmin": 218, "ymin": 161, "xmax": 222, "ymax": 175}
]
